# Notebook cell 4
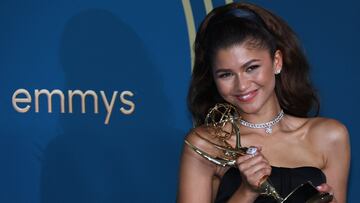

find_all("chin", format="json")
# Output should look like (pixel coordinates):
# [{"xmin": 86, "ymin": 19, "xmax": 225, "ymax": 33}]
[{"xmin": 232, "ymin": 102, "xmax": 261, "ymax": 115}]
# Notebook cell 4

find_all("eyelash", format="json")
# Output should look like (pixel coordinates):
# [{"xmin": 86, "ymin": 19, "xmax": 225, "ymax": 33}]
[
  {"xmin": 218, "ymin": 72, "xmax": 233, "ymax": 78},
  {"xmin": 246, "ymin": 65, "xmax": 260, "ymax": 72},
  {"xmin": 217, "ymin": 65, "xmax": 260, "ymax": 78}
]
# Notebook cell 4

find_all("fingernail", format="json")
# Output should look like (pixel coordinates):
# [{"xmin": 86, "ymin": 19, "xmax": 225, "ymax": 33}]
[{"xmin": 316, "ymin": 186, "xmax": 322, "ymax": 190}]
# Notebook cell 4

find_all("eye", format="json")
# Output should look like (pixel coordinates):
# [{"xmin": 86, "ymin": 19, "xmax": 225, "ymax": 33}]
[
  {"xmin": 246, "ymin": 65, "xmax": 260, "ymax": 72},
  {"xmin": 218, "ymin": 72, "xmax": 233, "ymax": 78}
]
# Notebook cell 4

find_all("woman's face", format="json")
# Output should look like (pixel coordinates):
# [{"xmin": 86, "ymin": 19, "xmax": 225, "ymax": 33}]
[{"xmin": 212, "ymin": 44, "xmax": 282, "ymax": 115}]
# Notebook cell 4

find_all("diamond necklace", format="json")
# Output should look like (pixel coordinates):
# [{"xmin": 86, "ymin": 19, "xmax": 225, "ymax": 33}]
[{"xmin": 239, "ymin": 110, "xmax": 284, "ymax": 134}]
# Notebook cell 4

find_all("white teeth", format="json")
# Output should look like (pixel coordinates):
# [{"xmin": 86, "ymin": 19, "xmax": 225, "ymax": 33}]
[{"xmin": 239, "ymin": 93, "xmax": 252, "ymax": 99}]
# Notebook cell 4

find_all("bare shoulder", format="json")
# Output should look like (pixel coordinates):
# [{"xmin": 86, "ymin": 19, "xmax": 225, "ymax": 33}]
[
  {"xmin": 185, "ymin": 125, "xmax": 211, "ymax": 146},
  {"xmin": 305, "ymin": 118, "xmax": 350, "ymax": 202},
  {"xmin": 183, "ymin": 125, "xmax": 218, "ymax": 169},
  {"xmin": 185, "ymin": 126, "xmax": 218, "ymax": 156},
  {"xmin": 306, "ymin": 117, "xmax": 350, "ymax": 152}
]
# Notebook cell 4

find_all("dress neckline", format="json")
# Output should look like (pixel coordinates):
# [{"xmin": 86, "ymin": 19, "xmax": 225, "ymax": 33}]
[{"xmin": 270, "ymin": 165, "xmax": 323, "ymax": 171}]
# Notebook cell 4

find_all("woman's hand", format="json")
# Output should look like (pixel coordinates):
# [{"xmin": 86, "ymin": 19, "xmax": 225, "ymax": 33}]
[
  {"xmin": 236, "ymin": 147, "xmax": 272, "ymax": 192},
  {"xmin": 227, "ymin": 147, "xmax": 272, "ymax": 203},
  {"xmin": 317, "ymin": 183, "xmax": 337, "ymax": 203}
]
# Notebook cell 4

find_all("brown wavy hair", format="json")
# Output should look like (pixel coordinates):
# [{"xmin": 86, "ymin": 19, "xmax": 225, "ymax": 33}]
[{"xmin": 188, "ymin": 2, "xmax": 320, "ymax": 126}]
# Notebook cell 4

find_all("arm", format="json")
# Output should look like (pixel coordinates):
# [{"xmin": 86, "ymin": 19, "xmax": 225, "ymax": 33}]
[
  {"xmin": 314, "ymin": 119, "xmax": 350, "ymax": 202},
  {"xmin": 177, "ymin": 130, "xmax": 217, "ymax": 203},
  {"xmin": 177, "ymin": 130, "xmax": 265, "ymax": 203}
]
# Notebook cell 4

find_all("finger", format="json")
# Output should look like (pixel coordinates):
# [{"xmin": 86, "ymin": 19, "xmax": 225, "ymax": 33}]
[
  {"xmin": 316, "ymin": 183, "xmax": 336, "ymax": 202},
  {"xmin": 236, "ymin": 154, "xmax": 253, "ymax": 163},
  {"xmin": 239, "ymin": 156, "xmax": 271, "ymax": 177},
  {"xmin": 255, "ymin": 146, "xmax": 262, "ymax": 152},
  {"xmin": 237, "ymin": 150, "xmax": 269, "ymax": 163},
  {"xmin": 245, "ymin": 146, "xmax": 262, "ymax": 156},
  {"xmin": 237, "ymin": 153, "xmax": 270, "ymax": 172},
  {"xmin": 242, "ymin": 157, "xmax": 270, "ymax": 172},
  {"xmin": 316, "ymin": 183, "xmax": 333, "ymax": 193},
  {"xmin": 246, "ymin": 153, "xmax": 270, "ymax": 166},
  {"xmin": 243, "ymin": 165, "xmax": 272, "ymax": 188},
  {"xmin": 243, "ymin": 161, "xmax": 272, "ymax": 179}
]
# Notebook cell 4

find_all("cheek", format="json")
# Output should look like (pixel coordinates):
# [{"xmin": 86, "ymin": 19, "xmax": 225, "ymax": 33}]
[
  {"xmin": 214, "ymin": 79, "xmax": 233, "ymax": 96},
  {"xmin": 256, "ymin": 69, "xmax": 276, "ymax": 86}
]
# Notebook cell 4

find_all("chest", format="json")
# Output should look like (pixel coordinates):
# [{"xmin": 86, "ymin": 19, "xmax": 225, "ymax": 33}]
[{"xmin": 226, "ymin": 131, "xmax": 325, "ymax": 169}]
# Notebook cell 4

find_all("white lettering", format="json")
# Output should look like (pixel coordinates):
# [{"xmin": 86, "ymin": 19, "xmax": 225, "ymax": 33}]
[
  {"xmin": 12, "ymin": 88, "xmax": 135, "ymax": 125},
  {"xmin": 34, "ymin": 89, "xmax": 65, "ymax": 113},
  {"xmin": 120, "ymin": 91, "xmax": 135, "ymax": 115},
  {"xmin": 12, "ymin": 89, "xmax": 32, "ymax": 113},
  {"xmin": 68, "ymin": 90, "xmax": 98, "ymax": 113},
  {"xmin": 100, "ymin": 91, "xmax": 118, "ymax": 125}
]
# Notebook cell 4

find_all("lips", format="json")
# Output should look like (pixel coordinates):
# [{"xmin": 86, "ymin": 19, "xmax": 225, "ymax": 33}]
[{"xmin": 235, "ymin": 89, "xmax": 258, "ymax": 102}]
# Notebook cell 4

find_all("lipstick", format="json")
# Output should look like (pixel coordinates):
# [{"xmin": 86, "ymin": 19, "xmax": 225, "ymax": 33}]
[{"xmin": 236, "ymin": 90, "xmax": 258, "ymax": 102}]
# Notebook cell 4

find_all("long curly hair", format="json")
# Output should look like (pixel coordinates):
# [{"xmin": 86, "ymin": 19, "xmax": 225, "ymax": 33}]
[{"xmin": 188, "ymin": 2, "xmax": 320, "ymax": 126}]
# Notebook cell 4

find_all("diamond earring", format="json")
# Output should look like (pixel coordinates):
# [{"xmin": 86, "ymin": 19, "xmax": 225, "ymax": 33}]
[{"xmin": 275, "ymin": 68, "xmax": 282, "ymax": 75}]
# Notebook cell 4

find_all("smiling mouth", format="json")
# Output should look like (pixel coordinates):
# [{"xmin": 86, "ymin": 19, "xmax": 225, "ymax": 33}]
[{"xmin": 235, "ymin": 90, "xmax": 258, "ymax": 102}]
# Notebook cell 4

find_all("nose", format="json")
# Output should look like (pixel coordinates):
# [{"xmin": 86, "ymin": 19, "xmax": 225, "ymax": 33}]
[{"xmin": 235, "ymin": 74, "xmax": 250, "ymax": 92}]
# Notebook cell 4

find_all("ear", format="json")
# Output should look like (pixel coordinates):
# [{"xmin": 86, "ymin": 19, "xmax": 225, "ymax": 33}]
[{"xmin": 273, "ymin": 50, "xmax": 283, "ymax": 74}]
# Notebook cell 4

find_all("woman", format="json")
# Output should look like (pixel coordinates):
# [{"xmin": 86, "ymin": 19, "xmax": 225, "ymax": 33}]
[{"xmin": 177, "ymin": 2, "xmax": 350, "ymax": 203}]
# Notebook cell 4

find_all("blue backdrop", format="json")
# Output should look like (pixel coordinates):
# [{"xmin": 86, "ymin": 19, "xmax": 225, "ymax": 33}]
[{"xmin": 0, "ymin": 0, "xmax": 359, "ymax": 202}]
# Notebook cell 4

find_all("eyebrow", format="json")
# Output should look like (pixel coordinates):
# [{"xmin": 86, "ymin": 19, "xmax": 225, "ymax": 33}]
[{"xmin": 214, "ymin": 59, "xmax": 261, "ymax": 74}]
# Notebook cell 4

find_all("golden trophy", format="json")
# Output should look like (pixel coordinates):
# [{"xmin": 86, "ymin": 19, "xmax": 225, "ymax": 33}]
[{"xmin": 184, "ymin": 103, "xmax": 333, "ymax": 203}]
